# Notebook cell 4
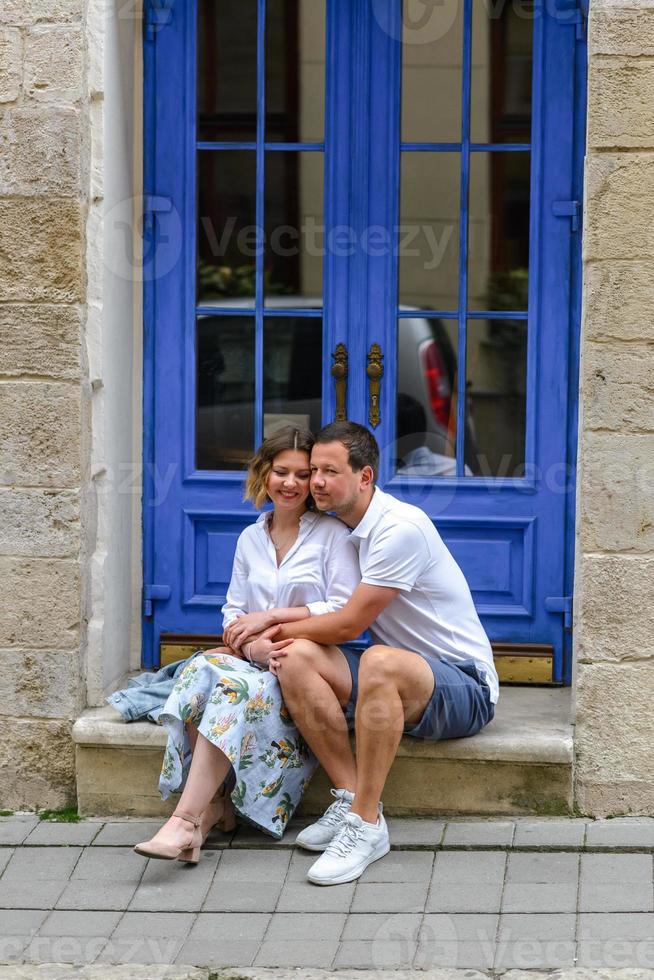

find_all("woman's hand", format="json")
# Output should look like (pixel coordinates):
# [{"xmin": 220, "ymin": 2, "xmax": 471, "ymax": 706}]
[{"xmin": 223, "ymin": 610, "xmax": 275, "ymax": 649}]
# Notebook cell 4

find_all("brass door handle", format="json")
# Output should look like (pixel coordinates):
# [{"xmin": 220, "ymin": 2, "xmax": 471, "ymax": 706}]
[
  {"xmin": 366, "ymin": 343, "xmax": 384, "ymax": 428},
  {"xmin": 331, "ymin": 343, "xmax": 348, "ymax": 421}
]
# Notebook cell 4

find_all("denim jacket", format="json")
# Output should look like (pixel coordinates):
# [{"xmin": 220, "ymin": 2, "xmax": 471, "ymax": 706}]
[{"xmin": 106, "ymin": 656, "xmax": 195, "ymax": 724}]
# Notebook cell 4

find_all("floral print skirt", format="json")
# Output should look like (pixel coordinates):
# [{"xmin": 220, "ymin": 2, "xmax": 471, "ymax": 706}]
[{"xmin": 157, "ymin": 650, "xmax": 318, "ymax": 839}]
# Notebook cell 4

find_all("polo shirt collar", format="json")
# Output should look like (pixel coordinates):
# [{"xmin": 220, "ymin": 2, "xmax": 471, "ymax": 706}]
[{"xmin": 350, "ymin": 486, "xmax": 386, "ymax": 540}]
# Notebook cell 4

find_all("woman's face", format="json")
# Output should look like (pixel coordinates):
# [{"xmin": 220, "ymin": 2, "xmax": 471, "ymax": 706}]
[{"xmin": 266, "ymin": 449, "xmax": 312, "ymax": 512}]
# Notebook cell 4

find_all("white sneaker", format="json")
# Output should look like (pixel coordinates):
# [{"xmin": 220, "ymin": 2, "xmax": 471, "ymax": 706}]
[
  {"xmin": 307, "ymin": 808, "xmax": 390, "ymax": 885},
  {"xmin": 295, "ymin": 788, "xmax": 354, "ymax": 852}
]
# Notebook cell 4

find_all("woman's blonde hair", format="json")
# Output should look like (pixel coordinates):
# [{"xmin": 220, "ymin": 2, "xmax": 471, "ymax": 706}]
[{"xmin": 244, "ymin": 425, "xmax": 315, "ymax": 510}]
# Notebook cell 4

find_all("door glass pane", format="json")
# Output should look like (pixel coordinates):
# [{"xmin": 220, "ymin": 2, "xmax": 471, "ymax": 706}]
[
  {"xmin": 471, "ymin": 0, "xmax": 533, "ymax": 144},
  {"xmin": 401, "ymin": 0, "xmax": 462, "ymax": 143},
  {"xmin": 265, "ymin": 151, "xmax": 324, "ymax": 302},
  {"xmin": 395, "ymin": 317, "xmax": 460, "ymax": 477},
  {"xmin": 197, "ymin": 151, "xmax": 256, "ymax": 303},
  {"xmin": 197, "ymin": 0, "xmax": 258, "ymax": 142},
  {"xmin": 468, "ymin": 151, "xmax": 530, "ymax": 312},
  {"xmin": 465, "ymin": 318, "xmax": 527, "ymax": 476},
  {"xmin": 267, "ymin": 0, "xmax": 326, "ymax": 142},
  {"xmin": 196, "ymin": 316, "xmax": 255, "ymax": 470},
  {"xmin": 399, "ymin": 152, "xmax": 460, "ymax": 311},
  {"xmin": 263, "ymin": 317, "xmax": 322, "ymax": 436}
]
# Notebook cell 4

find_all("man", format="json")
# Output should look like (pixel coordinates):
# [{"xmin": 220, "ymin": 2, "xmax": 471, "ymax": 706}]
[{"xmin": 267, "ymin": 421, "xmax": 499, "ymax": 886}]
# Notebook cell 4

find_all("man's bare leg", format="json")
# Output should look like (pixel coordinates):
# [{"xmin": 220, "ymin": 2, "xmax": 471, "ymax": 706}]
[
  {"xmin": 351, "ymin": 645, "xmax": 435, "ymax": 824},
  {"xmin": 275, "ymin": 639, "xmax": 357, "ymax": 792}
]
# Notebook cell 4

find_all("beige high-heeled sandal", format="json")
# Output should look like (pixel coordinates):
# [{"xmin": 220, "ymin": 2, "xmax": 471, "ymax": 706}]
[
  {"xmin": 133, "ymin": 808, "xmax": 203, "ymax": 864},
  {"xmin": 194, "ymin": 785, "xmax": 237, "ymax": 854}
]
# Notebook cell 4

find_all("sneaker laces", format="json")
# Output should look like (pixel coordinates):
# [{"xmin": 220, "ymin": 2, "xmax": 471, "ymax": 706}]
[
  {"xmin": 316, "ymin": 789, "xmax": 352, "ymax": 828},
  {"xmin": 324, "ymin": 815, "xmax": 364, "ymax": 858}
]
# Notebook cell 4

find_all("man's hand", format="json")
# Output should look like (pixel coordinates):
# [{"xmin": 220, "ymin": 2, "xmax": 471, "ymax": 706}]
[
  {"xmin": 223, "ymin": 611, "xmax": 274, "ymax": 649},
  {"xmin": 249, "ymin": 629, "xmax": 293, "ymax": 672}
]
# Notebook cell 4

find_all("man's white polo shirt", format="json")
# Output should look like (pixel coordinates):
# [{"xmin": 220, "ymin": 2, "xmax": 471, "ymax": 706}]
[{"xmin": 349, "ymin": 487, "xmax": 500, "ymax": 705}]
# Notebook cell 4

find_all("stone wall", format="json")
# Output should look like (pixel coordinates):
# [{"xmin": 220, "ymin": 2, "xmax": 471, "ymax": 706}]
[
  {"xmin": 0, "ymin": 1, "xmax": 87, "ymax": 808},
  {"xmin": 573, "ymin": 0, "xmax": 654, "ymax": 815}
]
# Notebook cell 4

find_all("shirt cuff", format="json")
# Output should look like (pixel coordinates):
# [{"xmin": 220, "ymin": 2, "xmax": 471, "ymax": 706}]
[{"xmin": 306, "ymin": 601, "xmax": 331, "ymax": 616}]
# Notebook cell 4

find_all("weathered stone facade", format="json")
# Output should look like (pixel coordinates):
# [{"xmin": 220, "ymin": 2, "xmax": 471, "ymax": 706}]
[
  {"xmin": 0, "ymin": 0, "xmax": 652, "ymax": 815},
  {"xmin": 573, "ymin": 0, "xmax": 654, "ymax": 814}
]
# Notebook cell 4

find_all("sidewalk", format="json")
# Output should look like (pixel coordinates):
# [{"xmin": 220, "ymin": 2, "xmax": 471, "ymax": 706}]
[{"xmin": 0, "ymin": 814, "xmax": 653, "ymax": 975}]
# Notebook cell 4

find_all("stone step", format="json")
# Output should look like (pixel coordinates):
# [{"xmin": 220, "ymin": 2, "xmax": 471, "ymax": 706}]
[{"xmin": 72, "ymin": 687, "xmax": 573, "ymax": 819}]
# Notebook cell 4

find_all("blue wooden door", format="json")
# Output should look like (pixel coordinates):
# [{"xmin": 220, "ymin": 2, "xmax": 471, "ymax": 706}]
[{"xmin": 142, "ymin": 0, "xmax": 585, "ymax": 678}]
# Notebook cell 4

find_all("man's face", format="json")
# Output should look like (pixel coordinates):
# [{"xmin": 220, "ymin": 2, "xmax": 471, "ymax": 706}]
[{"xmin": 310, "ymin": 441, "xmax": 364, "ymax": 514}]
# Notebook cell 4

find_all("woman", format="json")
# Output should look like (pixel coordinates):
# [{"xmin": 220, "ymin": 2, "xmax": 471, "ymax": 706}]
[{"xmin": 134, "ymin": 426, "xmax": 360, "ymax": 863}]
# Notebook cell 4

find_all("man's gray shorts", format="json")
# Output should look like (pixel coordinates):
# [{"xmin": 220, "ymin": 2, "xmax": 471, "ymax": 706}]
[{"xmin": 340, "ymin": 645, "xmax": 495, "ymax": 741}]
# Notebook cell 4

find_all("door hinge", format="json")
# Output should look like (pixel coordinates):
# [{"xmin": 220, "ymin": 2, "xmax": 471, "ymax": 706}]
[
  {"xmin": 143, "ymin": 583, "xmax": 171, "ymax": 618},
  {"xmin": 143, "ymin": 194, "xmax": 172, "ymax": 239},
  {"xmin": 144, "ymin": 0, "xmax": 174, "ymax": 41},
  {"xmin": 553, "ymin": 200, "xmax": 581, "ymax": 233},
  {"xmin": 545, "ymin": 595, "xmax": 573, "ymax": 631},
  {"xmin": 553, "ymin": 0, "xmax": 588, "ymax": 39}
]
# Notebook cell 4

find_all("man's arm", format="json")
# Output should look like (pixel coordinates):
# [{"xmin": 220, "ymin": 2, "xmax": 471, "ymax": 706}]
[{"xmin": 275, "ymin": 582, "xmax": 400, "ymax": 646}]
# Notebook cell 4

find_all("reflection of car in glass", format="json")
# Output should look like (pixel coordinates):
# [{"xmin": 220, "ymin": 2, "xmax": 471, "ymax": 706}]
[{"xmin": 196, "ymin": 298, "xmax": 478, "ymax": 473}]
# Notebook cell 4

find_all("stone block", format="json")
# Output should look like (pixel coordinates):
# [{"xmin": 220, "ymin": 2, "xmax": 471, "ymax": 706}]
[
  {"xmin": 0, "ymin": 28, "xmax": 21, "ymax": 102},
  {"xmin": 590, "ymin": 0, "xmax": 654, "ymax": 57},
  {"xmin": 0, "ymin": 200, "xmax": 83, "ymax": 303},
  {"xmin": 0, "ymin": 648, "xmax": 82, "ymax": 717},
  {"xmin": 584, "ymin": 153, "xmax": 654, "ymax": 261},
  {"xmin": 0, "ymin": 2, "xmax": 83, "ymax": 27},
  {"xmin": 582, "ymin": 344, "xmax": 654, "ymax": 433},
  {"xmin": 0, "ymin": 108, "xmax": 81, "ymax": 196},
  {"xmin": 0, "ymin": 382, "xmax": 81, "ymax": 486},
  {"xmin": 24, "ymin": 26, "xmax": 83, "ymax": 103},
  {"xmin": 0, "ymin": 304, "xmax": 81, "ymax": 380},
  {"xmin": 0, "ymin": 489, "xmax": 79, "ymax": 558},
  {"xmin": 574, "ymin": 554, "xmax": 654, "ymax": 662},
  {"xmin": 0, "ymin": 718, "xmax": 75, "ymax": 811},
  {"xmin": 574, "ymin": 661, "xmax": 654, "ymax": 815},
  {"xmin": 577, "ymin": 433, "xmax": 654, "ymax": 553},
  {"xmin": 583, "ymin": 260, "xmax": 654, "ymax": 343},
  {"xmin": 588, "ymin": 59, "xmax": 654, "ymax": 149},
  {"xmin": 0, "ymin": 557, "xmax": 80, "ymax": 649}
]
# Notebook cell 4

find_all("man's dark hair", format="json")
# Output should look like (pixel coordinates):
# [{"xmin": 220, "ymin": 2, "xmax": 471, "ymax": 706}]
[{"xmin": 314, "ymin": 421, "xmax": 379, "ymax": 482}]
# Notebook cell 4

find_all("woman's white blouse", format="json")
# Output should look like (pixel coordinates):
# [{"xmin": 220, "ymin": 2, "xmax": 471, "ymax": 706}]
[{"xmin": 221, "ymin": 511, "xmax": 361, "ymax": 628}]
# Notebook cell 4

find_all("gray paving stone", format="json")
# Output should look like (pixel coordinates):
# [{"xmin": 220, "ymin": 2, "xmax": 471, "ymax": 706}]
[
  {"xmin": 443, "ymin": 821, "xmax": 514, "ymax": 847},
  {"xmin": 0, "ymin": 910, "xmax": 48, "ymax": 937},
  {"xmin": 203, "ymin": 880, "xmax": 283, "ymax": 913},
  {"xmin": 212, "ymin": 849, "xmax": 290, "ymax": 880},
  {"xmin": 415, "ymin": 940, "xmax": 495, "ymax": 970},
  {"xmin": 506, "ymin": 852, "xmax": 579, "ymax": 883},
  {"xmin": 580, "ymin": 851, "xmax": 653, "ymax": 882},
  {"xmin": 265, "ymin": 912, "xmax": 346, "ymax": 942},
  {"xmin": 129, "ymin": 851, "xmax": 219, "ymax": 912},
  {"xmin": 91, "ymin": 822, "xmax": 163, "ymax": 847},
  {"xmin": 112, "ymin": 912, "xmax": 196, "ymax": 940},
  {"xmin": 432, "ymin": 849, "xmax": 507, "ymax": 883},
  {"xmin": 421, "ymin": 913, "xmax": 498, "ymax": 943},
  {"xmin": 23, "ymin": 934, "xmax": 109, "ymax": 965},
  {"xmin": 0, "ymin": 849, "xmax": 14, "ymax": 876},
  {"xmin": 585, "ymin": 818, "xmax": 654, "ymax": 849},
  {"xmin": 512, "ymin": 819, "xmax": 587, "ymax": 849},
  {"xmin": 37, "ymin": 911, "xmax": 122, "ymax": 937},
  {"xmin": 0, "ymin": 817, "xmax": 39, "ymax": 846},
  {"xmin": 334, "ymin": 940, "xmax": 417, "ymax": 969},
  {"xmin": 351, "ymin": 881, "xmax": 429, "ymax": 914},
  {"xmin": 498, "ymin": 912, "xmax": 576, "ymax": 943},
  {"xmin": 359, "ymin": 851, "xmax": 433, "ymax": 883},
  {"xmin": 254, "ymin": 940, "xmax": 338, "ymax": 968},
  {"xmin": 2, "ymin": 847, "xmax": 82, "ymax": 881},
  {"xmin": 286, "ymin": 850, "xmax": 319, "ymax": 881},
  {"xmin": 0, "ymin": 879, "xmax": 67, "ymax": 910},
  {"xmin": 24, "ymin": 823, "xmax": 102, "ymax": 847},
  {"xmin": 386, "ymin": 819, "xmax": 446, "ymax": 847},
  {"xmin": 576, "ymin": 939, "xmax": 654, "ymax": 969},
  {"xmin": 55, "ymin": 880, "xmax": 139, "ymax": 911},
  {"xmin": 427, "ymin": 880, "xmax": 503, "ymax": 914},
  {"xmin": 187, "ymin": 912, "xmax": 270, "ymax": 942},
  {"xmin": 275, "ymin": 880, "xmax": 354, "ymax": 913},
  {"xmin": 174, "ymin": 938, "xmax": 259, "ymax": 967},
  {"xmin": 71, "ymin": 847, "xmax": 147, "ymax": 882},
  {"xmin": 97, "ymin": 935, "xmax": 185, "ymax": 965},
  {"xmin": 341, "ymin": 913, "xmax": 423, "ymax": 942},
  {"xmin": 493, "ymin": 939, "xmax": 576, "ymax": 970},
  {"xmin": 0, "ymin": 934, "xmax": 28, "ymax": 964},
  {"xmin": 578, "ymin": 881, "xmax": 654, "ymax": 912},
  {"xmin": 501, "ymin": 882, "xmax": 578, "ymax": 913},
  {"xmin": 578, "ymin": 912, "xmax": 654, "ymax": 940}
]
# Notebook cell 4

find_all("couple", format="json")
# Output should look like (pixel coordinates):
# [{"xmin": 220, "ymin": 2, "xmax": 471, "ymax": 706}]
[{"xmin": 135, "ymin": 421, "xmax": 499, "ymax": 885}]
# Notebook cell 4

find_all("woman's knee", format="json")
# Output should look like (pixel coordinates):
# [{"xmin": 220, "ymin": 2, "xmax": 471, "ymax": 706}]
[{"xmin": 276, "ymin": 639, "xmax": 326, "ymax": 682}]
